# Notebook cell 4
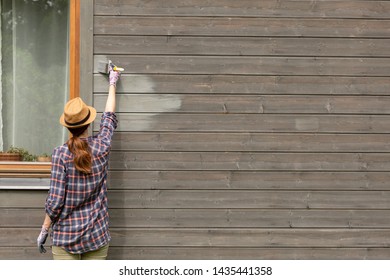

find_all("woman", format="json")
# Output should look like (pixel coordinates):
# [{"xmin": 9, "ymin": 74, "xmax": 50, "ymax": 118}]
[{"xmin": 36, "ymin": 65, "xmax": 121, "ymax": 260}]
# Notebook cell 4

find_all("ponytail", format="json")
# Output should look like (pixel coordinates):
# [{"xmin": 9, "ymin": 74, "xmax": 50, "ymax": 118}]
[{"xmin": 66, "ymin": 125, "xmax": 92, "ymax": 174}]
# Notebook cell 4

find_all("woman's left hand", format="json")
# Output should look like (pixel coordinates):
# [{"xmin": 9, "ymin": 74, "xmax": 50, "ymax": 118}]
[{"xmin": 37, "ymin": 226, "xmax": 49, "ymax": 253}]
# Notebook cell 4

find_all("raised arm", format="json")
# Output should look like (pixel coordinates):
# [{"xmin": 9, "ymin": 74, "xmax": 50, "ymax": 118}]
[
  {"xmin": 105, "ymin": 64, "xmax": 121, "ymax": 112},
  {"xmin": 105, "ymin": 84, "xmax": 117, "ymax": 113}
]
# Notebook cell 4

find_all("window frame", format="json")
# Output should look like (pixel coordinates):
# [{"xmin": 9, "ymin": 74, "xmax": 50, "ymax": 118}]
[{"xmin": 0, "ymin": 0, "xmax": 81, "ymax": 178}]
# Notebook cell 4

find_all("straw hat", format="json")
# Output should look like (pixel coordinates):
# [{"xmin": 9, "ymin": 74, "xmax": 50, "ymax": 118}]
[{"xmin": 59, "ymin": 97, "xmax": 97, "ymax": 128}]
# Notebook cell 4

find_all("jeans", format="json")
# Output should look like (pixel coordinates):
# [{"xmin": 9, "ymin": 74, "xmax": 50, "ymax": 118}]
[{"xmin": 51, "ymin": 243, "xmax": 109, "ymax": 260}]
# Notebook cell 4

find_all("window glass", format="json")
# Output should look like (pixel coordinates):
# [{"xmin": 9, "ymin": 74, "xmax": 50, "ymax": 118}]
[{"xmin": 1, "ymin": 0, "xmax": 69, "ymax": 156}]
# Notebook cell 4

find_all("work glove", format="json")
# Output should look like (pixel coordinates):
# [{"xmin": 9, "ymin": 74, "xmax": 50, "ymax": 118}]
[
  {"xmin": 37, "ymin": 226, "xmax": 49, "ymax": 253},
  {"xmin": 109, "ymin": 60, "xmax": 121, "ymax": 87}
]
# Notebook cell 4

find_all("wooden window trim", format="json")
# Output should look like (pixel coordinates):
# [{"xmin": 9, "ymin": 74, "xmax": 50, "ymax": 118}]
[
  {"xmin": 69, "ymin": 0, "xmax": 80, "ymax": 100},
  {"xmin": 0, "ymin": 0, "xmax": 80, "ymax": 178}
]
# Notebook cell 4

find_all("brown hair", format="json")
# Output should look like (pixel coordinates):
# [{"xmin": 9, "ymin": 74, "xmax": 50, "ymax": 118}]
[{"xmin": 66, "ymin": 125, "xmax": 92, "ymax": 174}]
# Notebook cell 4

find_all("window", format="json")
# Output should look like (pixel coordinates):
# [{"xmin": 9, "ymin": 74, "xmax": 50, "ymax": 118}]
[{"xmin": 0, "ymin": 0, "xmax": 69, "ymax": 156}]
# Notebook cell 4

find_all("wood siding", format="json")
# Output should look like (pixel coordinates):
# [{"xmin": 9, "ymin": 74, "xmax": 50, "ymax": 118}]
[
  {"xmin": 93, "ymin": 0, "xmax": 390, "ymax": 259},
  {"xmin": 2, "ymin": 0, "xmax": 390, "ymax": 260}
]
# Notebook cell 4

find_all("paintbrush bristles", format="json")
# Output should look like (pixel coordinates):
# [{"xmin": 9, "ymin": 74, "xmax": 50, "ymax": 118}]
[{"xmin": 97, "ymin": 61, "xmax": 109, "ymax": 74}]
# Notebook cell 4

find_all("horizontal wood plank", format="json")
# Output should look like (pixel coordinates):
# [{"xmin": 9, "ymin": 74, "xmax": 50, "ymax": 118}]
[
  {"xmin": 0, "ymin": 247, "xmax": 52, "ymax": 260},
  {"xmin": 108, "ymin": 152, "xmax": 390, "ymax": 171},
  {"xmin": 109, "ymin": 132, "xmax": 390, "ymax": 152},
  {"xmin": 94, "ymin": 17, "xmax": 390, "ymax": 38},
  {"xmin": 94, "ymin": 55, "xmax": 390, "ymax": 76},
  {"xmin": 3, "ymin": 228, "xmax": 390, "ymax": 247},
  {"xmin": 95, "ymin": 36, "xmax": 390, "ymax": 57},
  {"xmin": 107, "ymin": 247, "xmax": 390, "ymax": 260},
  {"xmin": 105, "ymin": 228, "xmax": 390, "ymax": 247},
  {"xmin": 94, "ymin": 94, "xmax": 390, "ymax": 114},
  {"xmin": 93, "ymin": 75, "xmax": 390, "ymax": 95},
  {"xmin": 107, "ymin": 190, "xmax": 390, "ymax": 209},
  {"xmin": 107, "ymin": 209, "xmax": 390, "ymax": 228},
  {"xmin": 3, "ymin": 190, "xmax": 390, "ymax": 209},
  {"xmin": 0, "ymin": 191, "xmax": 47, "ymax": 208},
  {"xmin": 5, "ymin": 208, "xmax": 390, "ymax": 228},
  {"xmin": 106, "ymin": 171, "xmax": 390, "ymax": 191},
  {"xmin": 2, "ymin": 246, "xmax": 390, "ymax": 260},
  {"xmin": 94, "ymin": 0, "xmax": 390, "ymax": 19},
  {"xmin": 95, "ymin": 113, "xmax": 390, "ymax": 133}
]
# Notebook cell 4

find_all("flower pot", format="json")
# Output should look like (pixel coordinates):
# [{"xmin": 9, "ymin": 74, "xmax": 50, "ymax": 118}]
[
  {"xmin": 0, "ymin": 153, "xmax": 22, "ymax": 161},
  {"xmin": 37, "ymin": 156, "xmax": 52, "ymax": 162}
]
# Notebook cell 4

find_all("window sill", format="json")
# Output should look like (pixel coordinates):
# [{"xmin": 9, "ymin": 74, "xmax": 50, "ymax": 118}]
[{"xmin": 0, "ymin": 162, "xmax": 51, "ymax": 178}]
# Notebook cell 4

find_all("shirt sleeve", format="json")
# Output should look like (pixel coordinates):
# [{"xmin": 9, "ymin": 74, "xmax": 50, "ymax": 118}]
[
  {"xmin": 97, "ymin": 112, "xmax": 118, "ymax": 145},
  {"xmin": 45, "ymin": 147, "xmax": 66, "ymax": 222}
]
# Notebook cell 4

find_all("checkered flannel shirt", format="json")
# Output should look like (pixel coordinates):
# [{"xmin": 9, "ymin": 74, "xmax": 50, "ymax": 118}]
[{"xmin": 45, "ymin": 112, "xmax": 118, "ymax": 254}]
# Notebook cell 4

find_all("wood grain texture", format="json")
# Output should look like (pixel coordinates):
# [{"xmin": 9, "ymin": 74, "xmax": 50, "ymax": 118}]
[
  {"xmin": 106, "ymin": 171, "xmax": 390, "ymax": 191},
  {"xmin": 93, "ymin": 75, "xmax": 390, "ymax": 95},
  {"xmin": 94, "ymin": 55, "xmax": 390, "ymax": 76},
  {"xmin": 95, "ymin": 36, "xmax": 390, "ymax": 57},
  {"xmin": 94, "ymin": 113, "xmax": 390, "ymax": 133},
  {"xmin": 3, "ymin": 190, "xmax": 390, "ymax": 209},
  {"xmin": 108, "ymin": 152, "xmax": 390, "ymax": 171},
  {"xmin": 5, "ymin": 208, "xmax": 390, "ymax": 228},
  {"xmin": 107, "ymin": 190, "xmax": 390, "ymax": 209},
  {"xmin": 94, "ymin": 0, "xmax": 390, "ymax": 19},
  {"xmin": 3, "ymin": 228, "xmax": 390, "ymax": 247},
  {"xmin": 106, "ymin": 247, "xmax": 390, "ymax": 260},
  {"xmin": 109, "ymin": 132, "xmax": 390, "ymax": 152},
  {"xmin": 2, "ymin": 247, "xmax": 390, "ymax": 260},
  {"xmin": 94, "ymin": 16, "xmax": 390, "ymax": 38},
  {"xmin": 94, "ymin": 94, "xmax": 390, "ymax": 114}
]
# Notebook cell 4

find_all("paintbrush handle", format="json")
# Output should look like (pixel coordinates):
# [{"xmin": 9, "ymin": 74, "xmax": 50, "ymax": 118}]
[{"xmin": 113, "ymin": 66, "xmax": 124, "ymax": 72}]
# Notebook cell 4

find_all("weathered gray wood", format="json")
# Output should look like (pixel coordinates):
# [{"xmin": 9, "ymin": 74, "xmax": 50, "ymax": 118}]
[
  {"xmin": 110, "ymin": 132, "xmax": 390, "ymax": 152},
  {"xmin": 95, "ymin": 36, "xmax": 390, "ymax": 57},
  {"xmin": 94, "ymin": 17, "xmax": 390, "ymax": 38},
  {"xmin": 5, "ymin": 208, "xmax": 390, "ymax": 228},
  {"xmin": 0, "ymin": 209, "xmax": 44, "ymax": 227},
  {"xmin": 107, "ymin": 171, "xmax": 390, "ymax": 191},
  {"xmin": 108, "ymin": 152, "xmax": 390, "ymax": 171},
  {"xmin": 94, "ymin": 94, "xmax": 390, "ymax": 114},
  {"xmin": 108, "ymin": 228, "xmax": 390, "ymax": 247},
  {"xmin": 94, "ymin": 55, "xmax": 390, "ymax": 76},
  {"xmin": 108, "ymin": 190, "xmax": 390, "ymax": 209},
  {"xmin": 0, "ymin": 191, "xmax": 47, "ymax": 208},
  {"xmin": 93, "ymin": 75, "xmax": 390, "ymax": 95},
  {"xmin": 108, "ymin": 209, "xmax": 390, "ymax": 228},
  {"xmin": 0, "ymin": 247, "xmax": 52, "ymax": 260},
  {"xmin": 2, "ymin": 247, "xmax": 390, "ymax": 260},
  {"xmin": 106, "ymin": 247, "xmax": 390, "ymax": 260},
  {"xmin": 3, "ymin": 190, "xmax": 390, "ymax": 209},
  {"xmin": 3, "ymin": 228, "xmax": 390, "ymax": 247},
  {"xmin": 95, "ymin": 113, "xmax": 390, "ymax": 133},
  {"xmin": 94, "ymin": 0, "xmax": 390, "ymax": 19},
  {"xmin": 79, "ymin": 0, "xmax": 94, "ymax": 111}
]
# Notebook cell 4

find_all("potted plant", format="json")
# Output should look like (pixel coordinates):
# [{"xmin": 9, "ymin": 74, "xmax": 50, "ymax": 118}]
[
  {"xmin": 0, "ymin": 146, "xmax": 23, "ymax": 161},
  {"xmin": 0, "ymin": 146, "xmax": 37, "ymax": 162},
  {"xmin": 37, "ymin": 153, "xmax": 52, "ymax": 162}
]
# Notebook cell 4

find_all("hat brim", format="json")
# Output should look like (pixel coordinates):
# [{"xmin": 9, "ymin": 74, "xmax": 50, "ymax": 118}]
[{"xmin": 59, "ymin": 106, "xmax": 97, "ymax": 128}]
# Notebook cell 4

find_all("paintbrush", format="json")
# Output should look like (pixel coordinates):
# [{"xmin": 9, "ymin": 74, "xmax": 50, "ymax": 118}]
[{"xmin": 97, "ymin": 60, "xmax": 124, "ymax": 74}]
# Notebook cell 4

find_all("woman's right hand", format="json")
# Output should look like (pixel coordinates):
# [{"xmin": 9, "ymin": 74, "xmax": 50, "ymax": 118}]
[{"xmin": 109, "ymin": 61, "xmax": 121, "ymax": 87}]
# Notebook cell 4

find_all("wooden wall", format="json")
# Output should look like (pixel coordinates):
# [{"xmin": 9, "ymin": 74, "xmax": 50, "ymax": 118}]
[
  {"xmin": 2, "ymin": 0, "xmax": 390, "ymax": 259},
  {"xmin": 91, "ymin": 0, "xmax": 390, "ymax": 259}
]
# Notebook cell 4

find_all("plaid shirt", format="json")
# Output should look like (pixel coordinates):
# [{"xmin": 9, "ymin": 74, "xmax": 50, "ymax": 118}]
[{"xmin": 45, "ymin": 112, "xmax": 118, "ymax": 254}]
